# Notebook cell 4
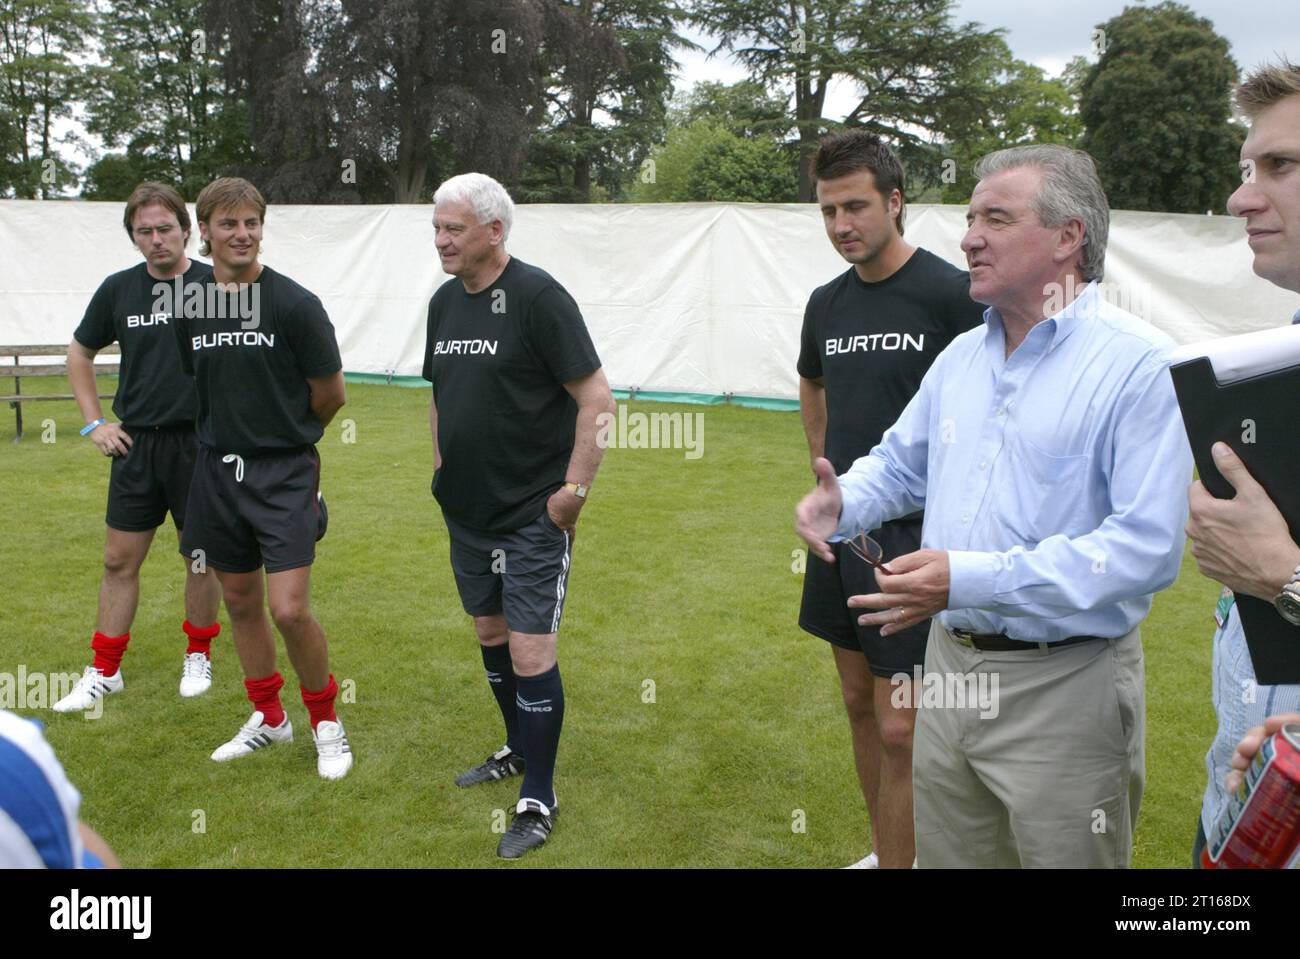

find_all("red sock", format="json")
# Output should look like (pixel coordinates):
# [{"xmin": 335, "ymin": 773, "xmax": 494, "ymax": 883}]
[
  {"xmin": 183, "ymin": 619, "xmax": 220, "ymax": 658},
  {"xmin": 91, "ymin": 631, "xmax": 130, "ymax": 677},
  {"xmin": 245, "ymin": 672, "xmax": 286, "ymax": 727},
  {"xmin": 300, "ymin": 675, "xmax": 339, "ymax": 729}
]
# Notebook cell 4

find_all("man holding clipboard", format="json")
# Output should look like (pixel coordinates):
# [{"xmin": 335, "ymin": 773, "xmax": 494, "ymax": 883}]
[{"xmin": 1185, "ymin": 61, "xmax": 1300, "ymax": 866}]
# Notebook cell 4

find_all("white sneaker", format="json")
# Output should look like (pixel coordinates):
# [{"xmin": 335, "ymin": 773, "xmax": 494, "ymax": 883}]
[
  {"xmin": 211, "ymin": 711, "xmax": 292, "ymax": 761},
  {"xmin": 179, "ymin": 652, "xmax": 213, "ymax": 697},
  {"xmin": 53, "ymin": 666, "xmax": 124, "ymax": 713},
  {"xmin": 842, "ymin": 852, "xmax": 879, "ymax": 869},
  {"xmin": 312, "ymin": 718, "xmax": 353, "ymax": 780}
]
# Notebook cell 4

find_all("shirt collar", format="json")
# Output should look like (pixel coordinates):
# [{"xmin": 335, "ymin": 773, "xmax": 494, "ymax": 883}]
[{"xmin": 984, "ymin": 279, "xmax": 1100, "ymax": 351}]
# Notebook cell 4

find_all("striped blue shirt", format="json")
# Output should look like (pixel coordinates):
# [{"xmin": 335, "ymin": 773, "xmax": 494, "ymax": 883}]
[
  {"xmin": 0, "ymin": 710, "xmax": 87, "ymax": 868},
  {"xmin": 834, "ymin": 281, "xmax": 1193, "ymax": 640},
  {"xmin": 1201, "ymin": 308, "xmax": 1300, "ymax": 835}
]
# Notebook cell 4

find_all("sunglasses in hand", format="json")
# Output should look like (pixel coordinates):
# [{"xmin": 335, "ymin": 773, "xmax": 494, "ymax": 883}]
[{"xmin": 845, "ymin": 531, "xmax": 894, "ymax": 576}]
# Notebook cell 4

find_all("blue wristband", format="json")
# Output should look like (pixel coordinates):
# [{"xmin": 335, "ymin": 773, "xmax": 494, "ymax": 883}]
[{"xmin": 80, "ymin": 418, "xmax": 106, "ymax": 436}]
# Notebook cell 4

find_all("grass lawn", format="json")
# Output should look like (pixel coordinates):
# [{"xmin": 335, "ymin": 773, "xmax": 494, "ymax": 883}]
[{"xmin": 0, "ymin": 377, "xmax": 1220, "ymax": 867}]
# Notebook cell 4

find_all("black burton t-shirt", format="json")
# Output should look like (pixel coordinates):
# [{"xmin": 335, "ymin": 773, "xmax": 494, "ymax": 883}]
[
  {"xmin": 74, "ymin": 260, "xmax": 213, "ymax": 427},
  {"xmin": 797, "ymin": 248, "xmax": 985, "ymax": 476},
  {"xmin": 173, "ymin": 266, "xmax": 342, "ymax": 455},
  {"xmin": 423, "ymin": 257, "xmax": 601, "ymax": 533}
]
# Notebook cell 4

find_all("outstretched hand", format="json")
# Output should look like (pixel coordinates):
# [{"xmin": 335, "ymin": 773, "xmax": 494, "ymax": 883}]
[{"xmin": 795, "ymin": 457, "xmax": 842, "ymax": 563}]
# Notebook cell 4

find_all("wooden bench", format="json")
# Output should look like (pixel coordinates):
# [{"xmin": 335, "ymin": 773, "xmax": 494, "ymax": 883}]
[{"xmin": 1, "ymin": 344, "xmax": 120, "ymax": 441}]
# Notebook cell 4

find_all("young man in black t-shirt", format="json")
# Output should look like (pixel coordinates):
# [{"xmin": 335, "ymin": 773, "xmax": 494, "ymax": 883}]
[
  {"xmin": 173, "ymin": 177, "xmax": 353, "ymax": 780},
  {"xmin": 424, "ymin": 172, "xmax": 615, "ymax": 859},
  {"xmin": 54, "ymin": 182, "xmax": 223, "ymax": 714},
  {"xmin": 796, "ymin": 132, "xmax": 984, "ymax": 868}
]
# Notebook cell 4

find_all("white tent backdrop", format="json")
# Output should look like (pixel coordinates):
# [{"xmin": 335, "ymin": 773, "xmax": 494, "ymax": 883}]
[{"xmin": 1, "ymin": 200, "xmax": 1293, "ymax": 403}]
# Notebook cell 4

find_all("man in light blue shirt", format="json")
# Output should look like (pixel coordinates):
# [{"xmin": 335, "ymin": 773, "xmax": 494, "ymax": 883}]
[
  {"xmin": 796, "ymin": 144, "xmax": 1193, "ymax": 867},
  {"xmin": 1186, "ymin": 63, "xmax": 1300, "ymax": 867}
]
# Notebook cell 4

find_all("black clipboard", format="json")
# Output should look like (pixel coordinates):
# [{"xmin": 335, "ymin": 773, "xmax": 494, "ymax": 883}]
[{"xmin": 1170, "ymin": 356, "xmax": 1300, "ymax": 684}]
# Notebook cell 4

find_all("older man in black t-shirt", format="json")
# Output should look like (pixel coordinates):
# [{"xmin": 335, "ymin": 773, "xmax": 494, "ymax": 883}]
[
  {"xmin": 424, "ymin": 172, "xmax": 615, "ymax": 860},
  {"xmin": 54, "ymin": 182, "xmax": 223, "ymax": 715},
  {"xmin": 796, "ymin": 132, "xmax": 984, "ymax": 868},
  {"xmin": 173, "ymin": 177, "xmax": 353, "ymax": 781}
]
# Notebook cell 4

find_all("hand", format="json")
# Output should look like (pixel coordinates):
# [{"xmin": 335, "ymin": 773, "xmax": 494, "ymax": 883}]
[
  {"xmin": 795, "ymin": 457, "xmax": 842, "ymax": 563},
  {"xmin": 546, "ymin": 487, "xmax": 583, "ymax": 536},
  {"xmin": 91, "ymin": 422, "xmax": 132, "ymax": 457},
  {"xmin": 1224, "ymin": 712, "xmax": 1300, "ymax": 795},
  {"xmin": 847, "ymin": 549, "xmax": 950, "ymax": 636},
  {"xmin": 1186, "ymin": 442, "xmax": 1300, "ymax": 602}
]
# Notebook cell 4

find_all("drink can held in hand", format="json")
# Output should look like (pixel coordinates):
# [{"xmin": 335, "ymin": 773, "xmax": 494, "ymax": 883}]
[{"xmin": 1201, "ymin": 723, "xmax": 1300, "ymax": 869}]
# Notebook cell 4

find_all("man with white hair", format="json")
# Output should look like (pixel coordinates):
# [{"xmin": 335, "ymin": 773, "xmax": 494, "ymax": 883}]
[
  {"xmin": 424, "ymin": 172, "xmax": 615, "ymax": 859},
  {"xmin": 796, "ymin": 145, "xmax": 1192, "ymax": 867},
  {"xmin": 1185, "ymin": 60, "xmax": 1300, "ymax": 866}
]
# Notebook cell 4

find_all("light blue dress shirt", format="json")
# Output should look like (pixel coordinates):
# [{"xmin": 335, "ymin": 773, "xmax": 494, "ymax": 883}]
[
  {"xmin": 834, "ymin": 281, "xmax": 1193, "ymax": 642},
  {"xmin": 1201, "ymin": 307, "xmax": 1300, "ymax": 836}
]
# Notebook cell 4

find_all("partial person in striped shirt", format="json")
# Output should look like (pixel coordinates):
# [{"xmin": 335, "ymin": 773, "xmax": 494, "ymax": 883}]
[
  {"xmin": 1185, "ymin": 61, "xmax": 1300, "ymax": 867},
  {"xmin": 0, "ymin": 710, "xmax": 119, "ymax": 868}
]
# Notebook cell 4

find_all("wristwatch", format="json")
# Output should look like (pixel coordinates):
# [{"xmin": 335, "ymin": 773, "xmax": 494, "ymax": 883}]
[
  {"xmin": 563, "ymin": 482, "xmax": 589, "ymax": 499},
  {"xmin": 1274, "ymin": 564, "xmax": 1300, "ymax": 626}
]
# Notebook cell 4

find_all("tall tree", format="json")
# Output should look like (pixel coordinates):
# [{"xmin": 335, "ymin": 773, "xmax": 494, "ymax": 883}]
[
  {"xmin": 0, "ymin": 0, "xmax": 92, "ymax": 198},
  {"xmin": 205, "ymin": 0, "xmax": 351, "ymax": 203},
  {"xmin": 520, "ymin": 0, "xmax": 689, "ymax": 202},
  {"xmin": 686, "ymin": 0, "xmax": 1006, "ymax": 201},
  {"xmin": 937, "ymin": 50, "xmax": 1082, "ymax": 203},
  {"xmin": 82, "ymin": 0, "xmax": 250, "ymax": 199},
  {"xmin": 1078, "ymin": 1, "xmax": 1242, "ymax": 214},
  {"xmin": 314, "ymin": 0, "xmax": 546, "ymax": 203}
]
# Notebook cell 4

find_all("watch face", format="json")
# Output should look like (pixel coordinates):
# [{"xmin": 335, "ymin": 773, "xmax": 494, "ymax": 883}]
[{"xmin": 1278, "ymin": 590, "xmax": 1300, "ymax": 626}]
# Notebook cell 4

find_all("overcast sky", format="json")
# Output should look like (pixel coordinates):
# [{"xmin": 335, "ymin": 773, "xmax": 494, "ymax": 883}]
[{"xmin": 677, "ymin": 0, "xmax": 1300, "ymax": 119}]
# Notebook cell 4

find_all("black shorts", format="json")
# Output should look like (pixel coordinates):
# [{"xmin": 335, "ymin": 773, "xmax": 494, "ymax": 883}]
[
  {"xmin": 798, "ymin": 516, "xmax": 930, "ymax": 678},
  {"xmin": 444, "ymin": 510, "xmax": 573, "ymax": 636},
  {"xmin": 179, "ymin": 444, "xmax": 323, "ymax": 574},
  {"xmin": 105, "ymin": 424, "xmax": 198, "ymax": 532}
]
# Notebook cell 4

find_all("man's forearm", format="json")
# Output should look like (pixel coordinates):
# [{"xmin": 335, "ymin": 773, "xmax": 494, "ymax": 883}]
[
  {"xmin": 429, "ymin": 399, "xmax": 441, "ymax": 470},
  {"xmin": 66, "ymin": 346, "xmax": 104, "ymax": 424},
  {"xmin": 566, "ymin": 398, "xmax": 615, "ymax": 486},
  {"xmin": 799, "ymin": 378, "xmax": 827, "ymax": 462}
]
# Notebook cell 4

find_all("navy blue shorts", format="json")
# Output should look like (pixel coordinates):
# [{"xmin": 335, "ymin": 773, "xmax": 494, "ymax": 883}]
[
  {"xmin": 179, "ymin": 444, "xmax": 324, "ymax": 574},
  {"xmin": 443, "ymin": 510, "xmax": 573, "ymax": 636},
  {"xmin": 106, "ymin": 424, "xmax": 198, "ymax": 532},
  {"xmin": 798, "ymin": 516, "xmax": 930, "ymax": 678}
]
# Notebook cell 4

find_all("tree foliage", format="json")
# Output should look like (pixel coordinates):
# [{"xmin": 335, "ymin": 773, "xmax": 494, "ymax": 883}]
[
  {"xmin": 520, "ymin": 0, "xmax": 689, "ymax": 203},
  {"xmin": 631, "ymin": 118, "xmax": 796, "ymax": 202},
  {"xmin": 686, "ymin": 0, "xmax": 1007, "ymax": 201},
  {"xmin": 1078, "ymin": 1, "xmax": 1243, "ymax": 214},
  {"xmin": 0, "ymin": 0, "xmax": 92, "ymax": 197}
]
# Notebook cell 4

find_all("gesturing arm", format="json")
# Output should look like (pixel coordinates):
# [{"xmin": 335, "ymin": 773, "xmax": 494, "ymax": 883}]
[{"xmin": 429, "ymin": 390, "xmax": 441, "ymax": 470}]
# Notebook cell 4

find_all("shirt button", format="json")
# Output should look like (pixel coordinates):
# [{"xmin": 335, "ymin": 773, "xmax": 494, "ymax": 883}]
[
  {"xmin": 996, "ymin": 407, "xmax": 1005, "ymax": 416},
  {"xmin": 962, "ymin": 514, "xmax": 970, "ymax": 524},
  {"xmin": 979, "ymin": 461, "xmax": 987, "ymax": 470}
]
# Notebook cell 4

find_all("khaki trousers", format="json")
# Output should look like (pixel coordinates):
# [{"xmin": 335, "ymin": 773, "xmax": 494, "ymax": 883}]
[{"xmin": 912, "ymin": 620, "xmax": 1145, "ymax": 868}]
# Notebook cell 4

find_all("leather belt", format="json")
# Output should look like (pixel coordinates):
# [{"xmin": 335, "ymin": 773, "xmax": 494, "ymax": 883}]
[{"xmin": 948, "ymin": 627, "xmax": 1106, "ymax": 652}]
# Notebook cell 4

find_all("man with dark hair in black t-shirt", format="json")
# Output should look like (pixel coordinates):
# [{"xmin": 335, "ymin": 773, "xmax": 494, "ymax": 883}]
[
  {"xmin": 424, "ymin": 172, "xmax": 615, "ymax": 859},
  {"xmin": 796, "ymin": 131, "xmax": 984, "ymax": 868},
  {"xmin": 54, "ymin": 182, "xmax": 223, "ymax": 715},
  {"xmin": 173, "ymin": 177, "xmax": 353, "ymax": 780}
]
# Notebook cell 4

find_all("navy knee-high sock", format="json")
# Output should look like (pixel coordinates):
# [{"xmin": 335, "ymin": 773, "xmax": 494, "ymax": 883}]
[
  {"xmin": 516, "ymin": 663, "xmax": 564, "ymax": 807},
  {"xmin": 480, "ymin": 643, "xmax": 523, "ymax": 756}
]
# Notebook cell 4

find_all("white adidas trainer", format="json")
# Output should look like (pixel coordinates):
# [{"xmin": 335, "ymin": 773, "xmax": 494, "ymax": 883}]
[
  {"xmin": 211, "ymin": 711, "xmax": 293, "ymax": 761},
  {"xmin": 53, "ymin": 666, "xmax": 124, "ymax": 713},
  {"xmin": 179, "ymin": 652, "xmax": 213, "ymax": 698},
  {"xmin": 311, "ymin": 718, "xmax": 353, "ymax": 780},
  {"xmin": 843, "ymin": 852, "xmax": 879, "ymax": 869}
]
